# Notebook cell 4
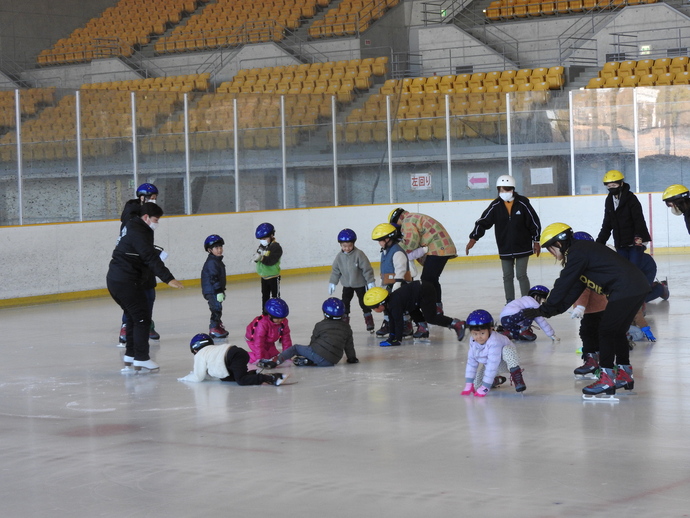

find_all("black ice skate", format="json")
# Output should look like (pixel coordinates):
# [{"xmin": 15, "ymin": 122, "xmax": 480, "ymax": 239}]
[
  {"xmin": 413, "ymin": 322, "xmax": 429, "ymax": 339},
  {"xmin": 293, "ymin": 356, "xmax": 316, "ymax": 366},
  {"xmin": 509, "ymin": 366, "xmax": 526, "ymax": 392},
  {"xmin": 375, "ymin": 320, "xmax": 389, "ymax": 337},
  {"xmin": 265, "ymin": 372, "xmax": 290, "ymax": 386},
  {"xmin": 364, "ymin": 312, "xmax": 375, "ymax": 333},
  {"xmin": 256, "ymin": 357, "xmax": 280, "ymax": 369},
  {"xmin": 574, "ymin": 353, "xmax": 599, "ymax": 380},
  {"xmin": 492, "ymin": 376, "xmax": 507, "ymax": 388},
  {"xmin": 582, "ymin": 368, "xmax": 618, "ymax": 401},
  {"xmin": 614, "ymin": 364, "xmax": 634, "ymax": 391}
]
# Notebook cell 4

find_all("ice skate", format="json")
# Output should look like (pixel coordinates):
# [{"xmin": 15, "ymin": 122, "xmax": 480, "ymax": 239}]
[
  {"xmin": 265, "ymin": 372, "xmax": 290, "ymax": 386},
  {"xmin": 121, "ymin": 355, "xmax": 135, "ymax": 374},
  {"xmin": 660, "ymin": 278, "xmax": 669, "ymax": 300},
  {"xmin": 293, "ymin": 356, "xmax": 316, "ymax": 366},
  {"xmin": 517, "ymin": 326, "xmax": 537, "ymax": 342},
  {"xmin": 436, "ymin": 302, "xmax": 444, "ymax": 315},
  {"xmin": 574, "ymin": 353, "xmax": 599, "ymax": 380},
  {"xmin": 364, "ymin": 312, "xmax": 375, "ymax": 333},
  {"xmin": 375, "ymin": 320, "xmax": 389, "ymax": 337},
  {"xmin": 582, "ymin": 368, "xmax": 618, "ymax": 401},
  {"xmin": 256, "ymin": 357, "xmax": 280, "ymax": 369},
  {"xmin": 118, "ymin": 323, "xmax": 127, "ymax": 345},
  {"xmin": 450, "ymin": 319, "xmax": 466, "ymax": 341},
  {"xmin": 413, "ymin": 322, "xmax": 429, "ymax": 339},
  {"xmin": 492, "ymin": 376, "xmax": 507, "ymax": 388},
  {"xmin": 402, "ymin": 318, "xmax": 414, "ymax": 339},
  {"xmin": 509, "ymin": 366, "xmax": 526, "ymax": 392},
  {"xmin": 209, "ymin": 323, "xmax": 229, "ymax": 339},
  {"xmin": 149, "ymin": 321, "xmax": 160, "ymax": 340},
  {"xmin": 614, "ymin": 364, "xmax": 634, "ymax": 391},
  {"xmin": 133, "ymin": 359, "xmax": 160, "ymax": 373}
]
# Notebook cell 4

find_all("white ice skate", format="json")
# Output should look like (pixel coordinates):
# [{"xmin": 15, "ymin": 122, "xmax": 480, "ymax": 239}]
[
  {"xmin": 120, "ymin": 355, "xmax": 135, "ymax": 374},
  {"xmin": 133, "ymin": 359, "xmax": 160, "ymax": 373}
]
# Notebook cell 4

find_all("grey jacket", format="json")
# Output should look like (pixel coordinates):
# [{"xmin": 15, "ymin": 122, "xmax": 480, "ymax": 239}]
[
  {"xmin": 329, "ymin": 248, "xmax": 375, "ymax": 288},
  {"xmin": 309, "ymin": 318, "xmax": 356, "ymax": 365}
]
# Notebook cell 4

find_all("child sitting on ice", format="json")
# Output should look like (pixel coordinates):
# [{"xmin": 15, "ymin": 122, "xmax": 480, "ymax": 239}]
[
  {"xmin": 245, "ymin": 298, "xmax": 292, "ymax": 364},
  {"xmin": 461, "ymin": 309, "xmax": 526, "ymax": 397},
  {"xmin": 498, "ymin": 285, "xmax": 560, "ymax": 342}
]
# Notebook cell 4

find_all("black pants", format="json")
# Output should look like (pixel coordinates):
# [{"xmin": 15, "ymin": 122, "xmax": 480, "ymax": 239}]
[
  {"xmin": 599, "ymin": 294, "xmax": 647, "ymax": 368},
  {"xmin": 342, "ymin": 286, "xmax": 367, "ymax": 315},
  {"xmin": 221, "ymin": 346, "xmax": 271, "ymax": 385},
  {"xmin": 261, "ymin": 276, "xmax": 280, "ymax": 311},
  {"xmin": 409, "ymin": 282, "xmax": 453, "ymax": 328},
  {"xmin": 204, "ymin": 294, "xmax": 223, "ymax": 327},
  {"xmin": 579, "ymin": 311, "xmax": 603, "ymax": 358},
  {"xmin": 107, "ymin": 278, "xmax": 151, "ymax": 361},
  {"xmin": 420, "ymin": 255, "xmax": 450, "ymax": 304}
]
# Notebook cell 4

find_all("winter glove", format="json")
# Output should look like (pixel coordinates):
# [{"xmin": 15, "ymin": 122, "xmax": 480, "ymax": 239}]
[
  {"xmin": 379, "ymin": 339, "xmax": 401, "ymax": 347},
  {"xmin": 641, "ymin": 326, "xmax": 656, "ymax": 342},
  {"xmin": 522, "ymin": 307, "xmax": 545, "ymax": 320},
  {"xmin": 570, "ymin": 305, "xmax": 585, "ymax": 319},
  {"xmin": 328, "ymin": 283, "xmax": 336, "ymax": 295},
  {"xmin": 252, "ymin": 252, "xmax": 262, "ymax": 262},
  {"xmin": 474, "ymin": 385, "xmax": 490, "ymax": 398},
  {"xmin": 346, "ymin": 357, "xmax": 359, "ymax": 364},
  {"xmin": 461, "ymin": 382, "xmax": 475, "ymax": 396},
  {"xmin": 550, "ymin": 335, "xmax": 560, "ymax": 342},
  {"xmin": 216, "ymin": 293, "xmax": 225, "ymax": 303},
  {"xmin": 367, "ymin": 282, "xmax": 375, "ymax": 290},
  {"xmin": 392, "ymin": 281, "xmax": 402, "ymax": 291}
]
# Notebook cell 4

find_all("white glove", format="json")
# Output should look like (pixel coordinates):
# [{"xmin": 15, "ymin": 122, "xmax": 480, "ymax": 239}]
[
  {"xmin": 159, "ymin": 250, "xmax": 168, "ymax": 262},
  {"xmin": 328, "ymin": 283, "xmax": 336, "ymax": 295},
  {"xmin": 570, "ymin": 305, "xmax": 585, "ymax": 319},
  {"xmin": 392, "ymin": 282, "xmax": 401, "ymax": 291},
  {"xmin": 550, "ymin": 335, "xmax": 560, "ymax": 342},
  {"xmin": 252, "ymin": 252, "xmax": 262, "ymax": 262},
  {"xmin": 367, "ymin": 282, "xmax": 375, "ymax": 290}
]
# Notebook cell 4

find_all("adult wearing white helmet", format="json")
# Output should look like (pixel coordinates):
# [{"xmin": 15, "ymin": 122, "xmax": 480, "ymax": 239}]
[{"xmin": 466, "ymin": 175, "xmax": 541, "ymax": 303}]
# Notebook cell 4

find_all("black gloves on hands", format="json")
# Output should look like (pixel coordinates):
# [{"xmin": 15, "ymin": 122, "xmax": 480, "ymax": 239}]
[{"xmin": 347, "ymin": 357, "xmax": 359, "ymax": 364}]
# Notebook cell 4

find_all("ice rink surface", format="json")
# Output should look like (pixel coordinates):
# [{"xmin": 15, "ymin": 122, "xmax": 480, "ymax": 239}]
[{"xmin": 2, "ymin": 255, "xmax": 690, "ymax": 517}]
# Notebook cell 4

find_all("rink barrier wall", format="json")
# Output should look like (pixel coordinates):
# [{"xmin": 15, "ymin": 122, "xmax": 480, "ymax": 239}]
[{"xmin": 0, "ymin": 193, "xmax": 687, "ymax": 306}]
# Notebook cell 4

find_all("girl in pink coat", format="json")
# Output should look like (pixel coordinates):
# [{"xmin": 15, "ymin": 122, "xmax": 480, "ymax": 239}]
[{"xmin": 245, "ymin": 298, "xmax": 293, "ymax": 364}]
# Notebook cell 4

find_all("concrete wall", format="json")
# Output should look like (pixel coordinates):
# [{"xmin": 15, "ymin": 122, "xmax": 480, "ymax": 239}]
[{"xmin": 0, "ymin": 193, "xmax": 685, "ymax": 301}]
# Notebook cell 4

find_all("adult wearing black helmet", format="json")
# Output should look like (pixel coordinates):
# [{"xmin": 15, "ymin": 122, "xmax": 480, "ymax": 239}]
[{"xmin": 524, "ymin": 223, "xmax": 649, "ymax": 399}]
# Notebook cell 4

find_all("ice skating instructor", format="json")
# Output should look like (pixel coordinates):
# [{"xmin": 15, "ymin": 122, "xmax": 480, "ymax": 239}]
[
  {"xmin": 522, "ymin": 223, "xmax": 649, "ymax": 398},
  {"xmin": 107, "ymin": 202, "xmax": 183, "ymax": 373}
]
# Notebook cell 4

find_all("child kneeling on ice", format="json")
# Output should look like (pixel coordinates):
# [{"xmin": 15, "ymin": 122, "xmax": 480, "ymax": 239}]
[
  {"xmin": 257, "ymin": 298, "xmax": 358, "ymax": 368},
  {"xmin": 178, "ymin": 334, "xmax": 288, "ymax": 385},
  {"xmin": 462, "ymin": 310, "xmax": 526, "ymax": 397},
  {"xmin": 499, "ymin": 285, "xmax": 560, "ymax": 342}
]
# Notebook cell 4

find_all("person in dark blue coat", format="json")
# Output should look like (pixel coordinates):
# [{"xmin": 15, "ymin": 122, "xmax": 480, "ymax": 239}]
[{"xmin": 201, "ymin": 234, "xmax": 228, "ymax": 339}]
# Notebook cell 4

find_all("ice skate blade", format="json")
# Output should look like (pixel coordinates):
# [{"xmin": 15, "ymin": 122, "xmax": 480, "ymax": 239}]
[
  {"xmin": 120, "ymin": 365, "xmax": 136, "ymax": 374},
  {"xmin": 133, "ymin": 366, "xmax": 160, "ymax": 374},
  {"xmin": 574, "ymin": 373, "xmax": 598, "ymax": 380},
  {"xmin": 117, "ymin": 342, "xmax": 126, "ymax": 348},
  {"xmin": 413, "ymin": 338, "xmax": 431, "ymax": 344},
  {"xmin": 582, "ymin": 394, "xmax": 619, "ymax": 402}
]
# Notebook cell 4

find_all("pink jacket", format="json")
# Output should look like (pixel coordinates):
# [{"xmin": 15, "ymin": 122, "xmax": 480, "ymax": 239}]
[{"xmin": 245, "ymin": 314, "xmax": 292, "ymax": 363}]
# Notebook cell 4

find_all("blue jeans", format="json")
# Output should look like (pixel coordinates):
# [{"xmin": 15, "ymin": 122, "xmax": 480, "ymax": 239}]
[{"xmin": 278, "ymin": 345, "xmax": 333, "ymax": 366}]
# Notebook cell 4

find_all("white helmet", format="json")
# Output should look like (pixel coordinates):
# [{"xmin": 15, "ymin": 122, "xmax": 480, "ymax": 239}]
[{"xmin": 496, "ymin": 175, "xmax": 516, "ymax": 188}]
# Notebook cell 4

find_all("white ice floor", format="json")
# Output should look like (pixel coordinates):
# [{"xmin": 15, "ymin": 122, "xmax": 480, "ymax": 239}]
[{"xmin": 2, "ymin": 255, "xmax": 690, "ymax": 517}]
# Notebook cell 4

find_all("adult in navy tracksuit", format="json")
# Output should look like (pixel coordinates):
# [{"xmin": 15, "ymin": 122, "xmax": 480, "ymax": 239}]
[
  {"xmin": 596, "ymin": 170, "xmax": 651, "ymax": 271},
  {"xmin": 107, "ymin": 203, "xmax": 183, "ymax": 370},
  {"xmin": 525, "ymin": 223, "xmax": 649, "ymax": 396},
  {"xmin": 466, "ymin": 175, "xmax": 541, "ymax": 303}
]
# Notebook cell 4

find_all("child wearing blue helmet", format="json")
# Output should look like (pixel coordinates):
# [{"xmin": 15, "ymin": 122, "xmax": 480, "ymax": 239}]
[
  {"xmin": 329, "ymin": 229, "xmax": 376, "ymax": 332},
  {"xmin": 462, "ymin": 309, "xmax": 525, "ymax": 396},
  {"xmin": 245, "ymin": 297, "xmax": 292, "ymax": 364},
  {"xmin": 178, "ymin": 334, "xmax": 288, "ymax": 386},
  {"xmin": 201, "ymin": 234, "xmax": 228, "ymax": 339},
  {"xmin": 498, "ymin": 285, "xmax": 560, "ymax": 342},
  {"xmin": 257, "ymin": 298, "xmax": 358, "ymax": 368},
  {"xmin": 253, "ymin": 222, "xmax": 283, "ymax": 312}
]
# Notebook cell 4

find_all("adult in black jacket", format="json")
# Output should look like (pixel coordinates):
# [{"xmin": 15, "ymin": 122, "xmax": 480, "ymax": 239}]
[
  {"xmin": 117, "ymin": 183, "xmax": 162, "ymax": 343},
  {"xmin": 596, "ymin": 170, "xmax": 651, "ymax": 270},
  {"xmin": 525, "ymin": 223, "xmax": 649, "ymax": 398},
  {"xmin": 107, "ymin": 202, "xmax": 183, "ymax": 372},
  {"xmin": 662, "ymin": 183, "xmax": 690, "ymax": 234},
  {"xmin": 466, "ymin": 175, "xmax": 541, "ymax": 303}
]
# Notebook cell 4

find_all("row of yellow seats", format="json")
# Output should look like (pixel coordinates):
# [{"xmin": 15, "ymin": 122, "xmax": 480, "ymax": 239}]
[
  {"xmin": 0, "ymin": 141, "xmax": 118, "ymax": 162},
  {"xmin": 139, "ymin": 128, "xmax": 302, "ymax": 154},
  {"xmin": 598, "ymin": 58, "xmax": 690, "ymax": 79},
  {"xmin": 309, "ymin": 0, "xmax": 398, "ymax": 38},
  {"xmin": 81, "ymin": 74, "xmax": 210, "ymax": 92},
  {"xmin": 586, "ymin": 71, "xmax": 690, "ymax": 89},
  {"xmin": 485, "ymin": 0, "xmax": 656, "ymax": 20}
]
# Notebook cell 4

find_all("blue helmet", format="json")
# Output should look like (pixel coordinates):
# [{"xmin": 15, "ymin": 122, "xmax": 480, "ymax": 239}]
[
  {"xmin": 322, "ymin": 297, "xmax": 345, "ymax": 319},
  {"xmin": 528, "ymin": 285, "xmax": 550, "ymax": 299},
  {"xmin": 204, "ymin": 234, "xmax": 224, "ymax": 251},
  {"xmin": 255, "ymin": 222, "xmax": 275, "ymax": 239},
  {"xmin": 190, "ymin": 333, "xmax": 214, "ymax": 354},
  {"xmin": 466, "ymin": 309, "xmax": 494, "ymax": 329},
  {"xmin": 337, "ymin": 228, "xmax": 357, "ymax": 243},
  {"xmin": 573, "ymin": 231, "xmax": 594, "ymax": 241},
  {"xmin": 136, "ymin": 183, "xmax": 158, "ymax": 197},
  {"xmin": 264, "ymin": 297, "xmax": 289, "ymax": 318}
]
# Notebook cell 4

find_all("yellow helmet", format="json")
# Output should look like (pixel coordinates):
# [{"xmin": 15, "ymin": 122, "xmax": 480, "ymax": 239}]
[
  {"xmin": 363, "ymin": 287, "xmax": 389, "ymax": 307},
  {"xmin": 388, "ymin": 207, "xmax": 405, "ymax": 225},
  {"xmin": 662, "ymin": 184, "xmax": 689, "ymax": 202},
  {"xmin": 540, "ymin": 222, "xmax": 573, "ymax": 248},
  {"xmin": 372, "ymin": 223, "xmax": 399, "ymax": 241},
  {"xmin": 602, "ymin": 170, "xmax": 624, "ymax": 184}
]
